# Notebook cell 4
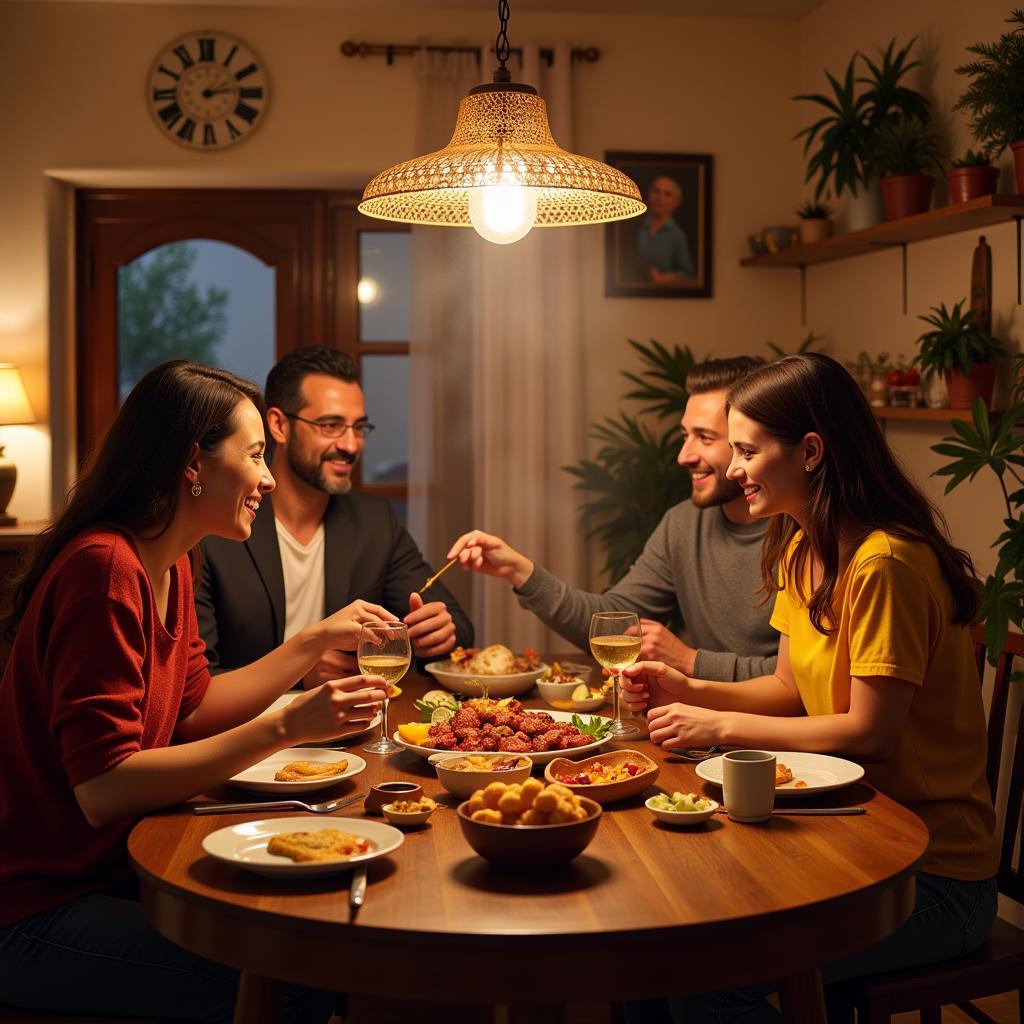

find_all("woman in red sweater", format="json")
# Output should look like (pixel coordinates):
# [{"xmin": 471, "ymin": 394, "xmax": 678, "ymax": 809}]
[{"xmin": 0, "ymin": 361, "xmax": 393, "ymax": 1021}]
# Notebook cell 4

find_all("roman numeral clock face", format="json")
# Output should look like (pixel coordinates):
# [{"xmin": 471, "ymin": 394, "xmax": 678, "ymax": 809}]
[{"xmin": 147, "ymin": 32, "xmax": 268, "ymax": 150}]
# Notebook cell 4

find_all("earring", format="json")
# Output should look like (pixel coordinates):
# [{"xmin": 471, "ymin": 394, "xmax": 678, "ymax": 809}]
[
  {"xmin": 191, "ymin": 482, "xmax": 202, "ymax": 497},
  {"xmin": 804, "ymin": 465, "xmax": 812, "ymax": 472}
]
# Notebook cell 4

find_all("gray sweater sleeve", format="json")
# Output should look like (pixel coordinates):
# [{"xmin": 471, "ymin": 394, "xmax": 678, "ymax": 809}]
[
  {"xmin": 514, "ymin": 513, "xmax": 681, "ymax": 652},
  {"xmin": 694, "ymin": 632, "xmax": 778, "ymax": 681}
]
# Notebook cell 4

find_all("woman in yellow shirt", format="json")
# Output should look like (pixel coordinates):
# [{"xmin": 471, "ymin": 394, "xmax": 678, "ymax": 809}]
[{"xmin": 622, "ymin": 353, "xmax": 997, "ymax": 1022}]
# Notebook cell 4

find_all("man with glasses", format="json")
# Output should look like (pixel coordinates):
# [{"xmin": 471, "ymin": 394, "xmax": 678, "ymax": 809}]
[{"xmin": 196, "ymin": 346, "xmax": 473, "ymax": 684}]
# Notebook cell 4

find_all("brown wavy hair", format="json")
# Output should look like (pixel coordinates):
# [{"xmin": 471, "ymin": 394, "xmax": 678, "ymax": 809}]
[
  {"xmin": 726, "ymin": 353, "xmax": 979, "ymax": 635},
  {"xmin": 1, "ymin": 360, "xmax": 264, "ymax": 641}
]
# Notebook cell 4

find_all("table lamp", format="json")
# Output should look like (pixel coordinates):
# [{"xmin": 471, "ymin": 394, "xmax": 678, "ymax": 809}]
[{"xmin": 0, "ymin": 364, "xmax": 37, "ymax": 526}]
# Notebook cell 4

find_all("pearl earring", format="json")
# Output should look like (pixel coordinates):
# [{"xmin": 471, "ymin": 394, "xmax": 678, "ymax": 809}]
[
  {"xmin": 191, "ymin": 482, "xmax": 202, "ymax": 497},
  {"xmin": 804, "ymin": 465, "xmax": 812, "ymax": 472}
]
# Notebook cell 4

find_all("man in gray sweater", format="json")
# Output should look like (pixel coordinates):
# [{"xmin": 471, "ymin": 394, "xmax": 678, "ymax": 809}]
[{"xmin": 446, "ymin": 356, "xmax": 776, "ymax": 681}]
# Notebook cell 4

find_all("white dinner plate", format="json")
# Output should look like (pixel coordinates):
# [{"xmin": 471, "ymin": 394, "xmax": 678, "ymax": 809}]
[
  {"xmin": 264, "ymin": 692, "xmax": 382, "ymax": 745},
  {"xmin": 227, "ymin": 747, "xmax": 367, "ymax": 794},
  {"xmin": 695, "ymin": 751, "xmax": 865, "ymax": 798},
  {"xmin": 423, "ymin": 659, "xmax": 548, "ymax": 697},
  {"xmin": 393, "ymin": 709, "xmax": 613, "ymax": 765},
  {"xmin": 201, "ymin": 817, "xmax": 403, "ymax": 878}
]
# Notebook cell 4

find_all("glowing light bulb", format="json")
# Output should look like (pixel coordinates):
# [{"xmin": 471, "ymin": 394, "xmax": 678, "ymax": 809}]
[
  {"xmin": 467, "ymin": 185, "xmax": 538, "ymax": 244},
  {"xmin": 357, "ymin": 277, "xmax": 379, "ymax": 305}
]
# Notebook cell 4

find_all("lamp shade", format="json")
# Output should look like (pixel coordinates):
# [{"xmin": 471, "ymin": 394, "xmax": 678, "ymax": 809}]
[
  {"xmin": 0, "ymin": 365, "xmax": 36, "ymax": 426},
  {"xmin": 359, "ymin": 85, "xmax": 646, "ymax": 229}
]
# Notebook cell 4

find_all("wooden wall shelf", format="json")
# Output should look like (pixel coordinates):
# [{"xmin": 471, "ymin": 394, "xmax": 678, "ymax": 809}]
[{"xmin": 741, "ymin": 194, "xmax": 1024, "ymax": 269}]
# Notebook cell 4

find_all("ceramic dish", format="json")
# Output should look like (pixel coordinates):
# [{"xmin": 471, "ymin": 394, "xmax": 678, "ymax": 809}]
[
  {"xmin": 695, "ymin": 751, "xmax": 865, "ymax": 797},
  {"xmin": 645, "ymin": 794, "xmax": 719, "ymax": 826},
  {"xmin": 535, "ymin": 678, "xmax": 607, "ymax": 713},
  {"xmin": 544, "ymin": 749, "xmax": 659, "ymax": 805},
  {"xmin": 227, "ymin": 748, "xmax": 367, "ymax": 795},
  {"xmin": 381, "ymin": 800, "xmax": 437, "ymax": 827},
  {"xmin": 264, "ymin": 692, "xmax": 381, "ymax": 745},
  {"xmin": 434, "ymin": 753, "xmax": 533, "ymax": 798},
  {"xmin": 201, "ymin": 816, "xmax": 403, "ymax": 877},
  {"xmin": 423, "ymin": 660, "xmax": 547, "ymax": 698},
  {"xmin": 393, "ymin": 710, "xmax": 613, "ymax": 766}
]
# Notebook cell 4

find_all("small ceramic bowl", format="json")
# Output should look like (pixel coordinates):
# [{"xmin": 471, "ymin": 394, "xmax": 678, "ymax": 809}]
[
  {"xmin": 382, "ymin": 799, "xmax": 437, "ymax": 827},
  {"xmin": 434, "ymin": 753, "xmax": 533, "ymax": 799},
  {"xmin": 763, "ymin": 226, "xmax": 793, "ymax": 251},
  {"xmin": 535, "ymin": 678, "xmax": 607, "ymax": 712},
  {"xmin": 645, "ymin": 794, "xmax": 719, "ymax": 826},
  {"xmin": 365, "ymin": 781, "xmax": 424, "ymax": 815}
]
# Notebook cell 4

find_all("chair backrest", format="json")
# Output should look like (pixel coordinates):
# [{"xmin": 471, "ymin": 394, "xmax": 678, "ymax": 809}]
[{"xmin": 971, "ymin": 624, "xmax": 1024, "ymax": 903}]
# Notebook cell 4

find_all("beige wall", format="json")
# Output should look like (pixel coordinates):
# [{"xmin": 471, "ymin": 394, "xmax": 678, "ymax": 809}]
[{"xmin": 0, "ymin": 0, "xmax": 1010, "ymax": 584}]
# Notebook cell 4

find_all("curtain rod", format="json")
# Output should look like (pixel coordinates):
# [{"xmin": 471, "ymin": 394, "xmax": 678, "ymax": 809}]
[{"xmin": 339, "ymin": 41, "xmax": 600, "ymax": 66}]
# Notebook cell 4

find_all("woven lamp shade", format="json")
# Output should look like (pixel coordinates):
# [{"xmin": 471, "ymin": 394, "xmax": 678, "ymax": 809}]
[{"xmin": 359, "ymin": 87, "xmax": 646, "ymax": 227}]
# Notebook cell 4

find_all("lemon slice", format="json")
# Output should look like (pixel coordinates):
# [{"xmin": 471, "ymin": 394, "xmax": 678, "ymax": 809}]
[
  {"xmin": 430, "ymin": 706, "xmax": 455, "ymax": 725},
  {"xmin": 386, "ymin": 684, "xmax": 402, "ymax": 699},
  {"xmin": 571, "ymin": 683, "xmax": 590, "ymax": 701}
]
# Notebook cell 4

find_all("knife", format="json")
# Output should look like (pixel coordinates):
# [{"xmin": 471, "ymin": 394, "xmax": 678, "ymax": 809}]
[
  {"xmin": 716, "ymin": 806, "xmax": 866, "ymax": 816},
  {"xmin": 350, "ymin": 865, "xmax": 368, "ymax": 909}
]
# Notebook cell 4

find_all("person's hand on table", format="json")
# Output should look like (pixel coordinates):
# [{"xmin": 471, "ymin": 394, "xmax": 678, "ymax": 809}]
[
  {"xmin": 405, "ymin": 592, "xmax": 457, "ymax": 658},
  {"xmin": 629, "ymin": 619, "xmax": 698, "ymax": 675},
  {"xmin": 278, "ymin": 675, "xmax": 387, "ymax": 743},
  {"xmin": 646, "ymin": 701, "xmax": 725, "ymax": 750},
  {"xmin": 446, "ymin": 529, "xmax": 533, "ymax": 589},
  {"xmin": 621, "ymin": 659, "xmax": 689, "ymax": 715}
]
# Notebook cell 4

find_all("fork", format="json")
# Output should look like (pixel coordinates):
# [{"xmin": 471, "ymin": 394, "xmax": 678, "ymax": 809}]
[
  {"xmin": 193, "ymin": 792, "xmax": 366, "ymax": 816},
  {"xmin": 668, "ymin": 746, "xmax": 722, "ymax": 762}
]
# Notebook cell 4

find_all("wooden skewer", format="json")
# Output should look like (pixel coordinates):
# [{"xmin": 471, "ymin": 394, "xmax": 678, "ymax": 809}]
[{"xmin": 418, "ymin": 556, "xmax": 458, "ymax": 595}]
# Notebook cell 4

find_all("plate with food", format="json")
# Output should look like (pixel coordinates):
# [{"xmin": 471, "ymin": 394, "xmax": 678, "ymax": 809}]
[
  {"xmin": 263, "ymin": 692, "xmax": 382, "ymax": 745},
  {"xmin": 227, "ymin": 748, "xmax": 367, "ymax": 794},
  {"xmin": 695, "ymin": 751, "xmax": 864, "ymax": 797},
  {"xmin": 424, "ymin": 644, "xmax": 547, "ymax": 697},
  {"xmin": 201, "ymin": 816, "xmax": 403, "ymax": 877},
  {"xmin": 394, "ymin": 699, "xmax": 613, "ymax": 766}
]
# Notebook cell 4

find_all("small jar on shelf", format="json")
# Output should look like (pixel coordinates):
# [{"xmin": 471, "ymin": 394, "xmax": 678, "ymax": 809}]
[
  {"xmin": 885, "ymin": 360, "xmax": 922, "ymax": 408},
  {"xmin": 867, "ymin": 353, "xmax": 892, "ymax": 407}
]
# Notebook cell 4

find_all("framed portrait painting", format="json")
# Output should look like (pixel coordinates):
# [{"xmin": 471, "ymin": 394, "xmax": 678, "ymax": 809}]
[{"xmin": 605, "ymin": 151, "xmax": 713, "ymax": 299}]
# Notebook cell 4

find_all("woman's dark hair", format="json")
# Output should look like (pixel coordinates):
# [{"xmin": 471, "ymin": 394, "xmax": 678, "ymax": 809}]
[
  {"xmin": 726, "ymin": 353, "xmax": 979, "ymax": 634},
  {"xmin": 2, "ymin": 361, "xmax": 264, "ymax": 641}
]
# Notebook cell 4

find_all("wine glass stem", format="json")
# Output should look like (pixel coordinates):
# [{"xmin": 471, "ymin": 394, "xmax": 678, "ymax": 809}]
[
  {"xmin": 381, "ymin": 698, "xmax": 389, "ymax": 745},
  {"xmin": 613, "ymin": 671, "xmax": 621, "ymax": 725}
]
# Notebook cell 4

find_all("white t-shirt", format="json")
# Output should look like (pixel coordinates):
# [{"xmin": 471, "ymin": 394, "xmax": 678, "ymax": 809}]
[{"xmin": 275, "ymin": 520, "xmax": 326, "ymax": 642}]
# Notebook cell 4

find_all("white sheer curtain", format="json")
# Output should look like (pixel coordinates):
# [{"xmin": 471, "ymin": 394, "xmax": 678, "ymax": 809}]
[{"xmin": 408, "ymin": 45, "xmax": 587, "ymax": 652}]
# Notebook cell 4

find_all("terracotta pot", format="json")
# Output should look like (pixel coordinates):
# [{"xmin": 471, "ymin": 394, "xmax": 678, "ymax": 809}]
[
  {"xmin": 947, "ymin": 165, "xmax": 1000, "ymax": 204},
  {"xmin": 1012, "ymin": 140, "xmax": 1024, "ymax": 194},
  {"xmin": 945, "ymin": 363, "xmax": 998, "ymax": 410},
  {"xmin": 798, "ymin": 218, "xmax": 834, "ymax": 244},
  {"xmin": 879, "ymin": 174, "xmax": 935, "ymax": 220}
]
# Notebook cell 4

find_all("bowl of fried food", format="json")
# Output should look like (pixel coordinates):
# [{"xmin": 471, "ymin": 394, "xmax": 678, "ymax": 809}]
[
  {"xmin": 645, "ymin": 790, "xmax": 718, "ymax": 826},
  {"xmin": 456, "ymin": 779, "xmax": 601, "ymax": 869},
  {"xmin": 544, "ymin": 749, "xmax": 660, "ymax": 805},
  {"xmin": 434, "ymin": 752, "xmax": 533, "ymax": 799},
  {"xmin": 381, "ymin": 796, "xmax": 438, "ymax": 827},
  {"xmin": 535, "ymin": 662, "xmax": 608, "ymax": 712}
]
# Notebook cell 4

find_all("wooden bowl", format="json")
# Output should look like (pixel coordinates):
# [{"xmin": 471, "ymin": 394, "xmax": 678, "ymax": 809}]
[
  {"xmin": 543, "ymin": 749, "xmax": 660, "ymax": 805},
  {"xmin": 455, "ymin": 797, "xmax": 602, "ymax": 869}
]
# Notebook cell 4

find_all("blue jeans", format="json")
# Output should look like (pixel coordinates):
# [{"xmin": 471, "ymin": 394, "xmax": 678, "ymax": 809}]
[
  {"xmin": 0, "ymin": 892, "xmax": 336, "ymax": 1023},
  {"xmin": 624, "ymin": 872, "xmax": 998, "ymax": 1024}
]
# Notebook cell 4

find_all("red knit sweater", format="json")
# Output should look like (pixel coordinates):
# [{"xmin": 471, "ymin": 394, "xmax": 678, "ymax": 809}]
[{"xmin": 0, "ymin": 528, "xmax": 210, "ymax": 927}]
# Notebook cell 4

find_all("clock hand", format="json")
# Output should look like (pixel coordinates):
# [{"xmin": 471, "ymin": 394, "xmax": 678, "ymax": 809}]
[{"xmin": 202, "ymin": 87, "xmax": 234, "ymax": 98}]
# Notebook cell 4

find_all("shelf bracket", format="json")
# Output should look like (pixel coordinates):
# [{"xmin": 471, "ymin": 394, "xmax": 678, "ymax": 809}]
[
  {"xmin": 900, "ymin": 243, "xmax": 908, "ymax": 315},
  {"xmin": 1017, "ymin": 217, "xmax": 1022, "ymax": 305},
  {"xmin": 800, "ymin": 265, "xmax": 807, "ymax": 326}
]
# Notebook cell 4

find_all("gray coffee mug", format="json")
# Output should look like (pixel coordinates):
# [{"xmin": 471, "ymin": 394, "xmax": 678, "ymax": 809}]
[{"xmin": 722, "ymin": 750, "xmax": 776, "ymax": 822}]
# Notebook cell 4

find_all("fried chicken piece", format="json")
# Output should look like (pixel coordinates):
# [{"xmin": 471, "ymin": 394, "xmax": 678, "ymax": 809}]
[
  {"xmin": 267, "ymin": 829, "xmax": 370, "ymax": 863},
  {"xmin": 775, "ymin": 763, "xmax": 794, "ymax": 786},
  {"xmin": 274, "ymin": 759, "xmax": 349, "ymax": 782}
]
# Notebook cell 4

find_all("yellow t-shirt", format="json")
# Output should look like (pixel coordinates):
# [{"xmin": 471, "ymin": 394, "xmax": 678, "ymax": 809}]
[{"xmin": 771, "ymin": 530, "xmax": 997, "ymax": 880}]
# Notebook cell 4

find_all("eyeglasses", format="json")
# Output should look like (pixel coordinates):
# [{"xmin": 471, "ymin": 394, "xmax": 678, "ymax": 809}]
[{"xmin": 284, "ymin": 413, "xmax": 376, "ymax": 439}]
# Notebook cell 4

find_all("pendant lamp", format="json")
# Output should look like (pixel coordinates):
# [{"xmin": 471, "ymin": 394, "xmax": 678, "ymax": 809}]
[{"xmin": 358, "ymin": 0, "xmax": 646, "ymax": 244}]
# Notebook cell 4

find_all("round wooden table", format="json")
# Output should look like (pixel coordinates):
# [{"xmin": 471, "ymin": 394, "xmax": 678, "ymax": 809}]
[{"xmin": 129, "ymin": 673, "xmax": 928, "ymax": 1024}]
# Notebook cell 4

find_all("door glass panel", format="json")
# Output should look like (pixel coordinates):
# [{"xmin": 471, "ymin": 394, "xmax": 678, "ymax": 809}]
[
  {"xmin": 358, "ymin": 232, "xmax": 411, "ymax": 342},
  {"xmin": 118, "ymin": 239, "xmax": 275, "ymax": 400},
  {"xmin": 360, "ymin": 355, "xmax": 408, "ymax": 485}
]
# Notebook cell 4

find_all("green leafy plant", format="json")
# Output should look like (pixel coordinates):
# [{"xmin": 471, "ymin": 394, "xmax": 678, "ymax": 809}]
[
  {"xmin": 564, "ymin": 339, "xmax": 695, "ymax": 583},
  {"xmin": 931, "ymin": 399, "xmax": 1024, "ymax": 661},
  {"xmin": 913, "ymin": 300, "xmax": 1006, "ymax": 378},
  {"xmin": 860, "ymin": 37, "xmax": 931, "ymax": 131},
  {"xmin": 766, "ymin": 332, "xmax": 824, "ymax": 358},
  {"xmin": 570, "ymin": 714, "xmax": 613, "ymax": 740},
  {"xmin": 954, "ymin": 9, "xmax": 1024, "ymax": 158},
  {"xmin": 869, "ymin": 115, "xmax": 944, "ymax": 176},
  {"xmin": 950, "ymin": 148, "xmax": 993, "ymax": 167},
  {"xmin": 796, "ymin": 199, "xmax": 834, "ymax": 219}
]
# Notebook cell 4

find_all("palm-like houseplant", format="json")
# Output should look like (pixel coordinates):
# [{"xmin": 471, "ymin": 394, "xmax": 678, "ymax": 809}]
[
  {"xmin": 869, "ymin": 115, "xmax": 944, "ymax": 219},
  {"xmin": 913, "ymin": 299, "xmax": 1005, "ymax": 409},
  {"xmin": 954, "ymin": 9, "xmax": 1024, "ymax": 191},
  {"xmin": 564, "ymin": 339, "xmax": 695, "ymax": 583}
]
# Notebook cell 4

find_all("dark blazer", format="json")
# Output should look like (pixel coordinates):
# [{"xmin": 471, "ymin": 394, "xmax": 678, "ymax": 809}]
[{"xmin": 195, "ymin": 491, "xmax": 474, "ymax": 673}]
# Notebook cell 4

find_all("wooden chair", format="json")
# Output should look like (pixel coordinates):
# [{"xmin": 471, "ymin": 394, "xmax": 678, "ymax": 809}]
[{"xmin": 842, "ymin": 625, "xmax": 1024, "ymax": 1024}]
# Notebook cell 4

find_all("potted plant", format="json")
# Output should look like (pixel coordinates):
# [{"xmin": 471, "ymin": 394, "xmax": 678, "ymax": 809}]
[
  {"xmin": 913, "ymin": 299, "xmax": 1006, "ymax": 409},
  {"xmin": 795, "ymin": 199, "xmax": 835, "ymax": 244},
  {"xmin": 870, "ymin": 115, "xmax": 943, "ymax": 219},
  {"xmin": 947, "ymin": 149, "xmax": 1001, "ymax": 203},
  {"xmin": 955, "ymin": 10, "xmax": 1024, "ymax": 194}
]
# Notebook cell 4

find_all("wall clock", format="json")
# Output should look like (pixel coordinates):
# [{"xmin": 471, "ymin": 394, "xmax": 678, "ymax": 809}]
[{"xmin": 147, "ymin": 31, "xmax": 269, "ymax": 151}]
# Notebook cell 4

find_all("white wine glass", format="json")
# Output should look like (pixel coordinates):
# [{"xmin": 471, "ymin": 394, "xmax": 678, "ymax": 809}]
[
  {"xmin": 359, "ymin": 622, "xmax": 410, "ymax": 755},
  {"xmin": 589, "ymin": 611, "xmax": 643, "ymax": 739}
]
